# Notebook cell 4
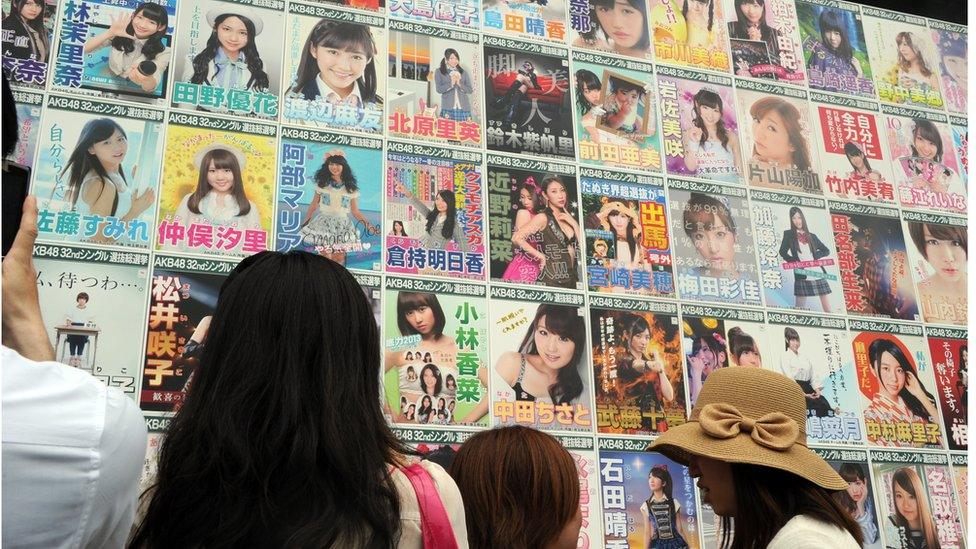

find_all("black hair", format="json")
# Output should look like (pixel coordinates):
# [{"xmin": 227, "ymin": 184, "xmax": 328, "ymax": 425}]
[
  {"xmin": 818, "ymin": 9, "xmax": 853, "ymax": 63},
  {"xmin": 418, "ymin": 363, "xmax": 443, "ymax": 397},
  {"xmin": 869, "ymin": 338, "xmax": 937, "ymax": 423},
  {"xmin": 579, "ymin": 0, "xmax": 650, "ymax": 51},
  {"xmin": 396, "ymin": 292, "xmax": 446, "ymax": 338},
  {"xmin": 314, "ymin": 154, "xmax": 358, "ymax": 193},
  {"xmin": 111, "ymin": 3, "xmax": 168, "ymax": 63},
  {"xmin": 76, "ymin": 292, "xmax": 90, "ymax": 301},
  {"xmin": 292, "ymin": 19, "xmax": 380, "ymax": 104},
  {"xmin": 425, "ymin": 189, "xmax": 457, "ymax": 240},
  {"xmin": 843, "ymin": 141, "xmax": 874, "ymax": 174},
  {"xmin": 910, "ymin": 119, "xmax": 944, "ymax": 162},
  {"xmin": 574, "ymin": 69, "xmax": 602, "ymax": 116},
  {"xmin": 2, "ymin": 71, "xmax": 17, "ymax": 158},
  {"xmin": 190, "ymin": 12, "xmax": 270, "ymax": 91},
  {"xmin": 682, "ymin": 0, "xmax": 714, "ymax": 31},
  {"xmin": 438, "ymin": 48, "xmax": 464, "ymax": 75},
  {"xmin": 518, "ymin": 304, "xmax": 586, "ymax": 405},
  {"xmin": 59, "ymin": 118, "xmax": 128, "ymax": 217}
]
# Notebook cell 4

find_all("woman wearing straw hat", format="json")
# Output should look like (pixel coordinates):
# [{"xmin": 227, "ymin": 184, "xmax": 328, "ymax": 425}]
[
  {"xmin": 648, "ymin": 367, "xmax": 863, "ymax": 548},
  {"xmin": 597, "ymin": 199, "xmax": 646, "ymax": 269}
]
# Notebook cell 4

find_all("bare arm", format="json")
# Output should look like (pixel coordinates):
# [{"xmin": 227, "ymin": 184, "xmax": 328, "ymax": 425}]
[{"xmin": 303, "ymin": 192, "xmax": 320, "ymax": 225}]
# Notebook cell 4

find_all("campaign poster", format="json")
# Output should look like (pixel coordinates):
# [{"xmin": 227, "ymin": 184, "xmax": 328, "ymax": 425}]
[
  {"xmin": 599, "ymin": 440, "xmax": 701, "ymax": 549},
  {"xmin": 6, "ymin": 89, "xmax": 42, "ymax": 168},
  {"xmin": 32, "ymin": 243, "xmax": 149, "ymax": 397},
  {"xmin": 871, "ymin": 450, "xmax": 965, "ymax": 549},
  {"xmin": 140, "ymin": 428, "xmax": 165, "ymax": 492},
  {"xmin": 657, "ymin": 66, "xmax": 742, "ymax": 184},
  {"xmin": 141, "ymin": 255, "xmax": 237, "ymax": 413},
  {"xmin": 862, "ymin": 7, "xmax": 944, "ymax": 110},
  {"xmin": 51, "ymin": 0, "xmax": 177, "ymax": 103},
  {"xmin": 680, "ymin": 304, "xmax": 731, "ymax": 407},
  {"xmin": 589, "ymin": 296, "xmax": 686, "ymax": 437},
  {"xmin": 1, "ymin": 0, "xmax": 56, "ymax": 87},
  {"xmin": 483, "ymin": 36, "xmax": 575, "ymax": 160},
  {"xmin": 32, "ymin": 96, "xmax": 164, "ymax": 249},
  {"xmin": 884, "ymin": 105, "xmax": 966, "ymax": 216},
  {"xmin": 725, "ymin": 0, "xmax": 805, "ymax": 83},
  {"xmin": 668, "ymin": 178, "xmax": 761, "ymax": 307},
  {"xmin": 951, "ymin": 453, "xmax": 967, "ymax": 532},
  {"xmin": 926, "ymin": 328, "xmax": 968, "ymax": 452},
  {"xmin": 651, "ymin": 0, "xmax": 731, "ymax": 72},
  {"xmin": 828, "ymin": 201, "xmax": 920, "ymax": 321},
  {"xmin": 275, "ymin": 127, "xmax": 382, "ymax": 271},
  {"xmin": 169, "ymin": 0, "xmax": 284, "ymax": 119},
  {"xmin": 353, "ymin": 270, "xmax": 381, "ymax": 330},
  {"xmin": 281, "ymin": 4, "xmax": 387, "ymax": 134},
  {"xmin": 388, "ymin": 0, "xmax": 478, "ymax": 29},
  {"xmin": 386, "ymin": 21, "xmax": 483, "ymax": 147},
  {"xmin": 811, "ymin": 92, "xmax": 896, "ymax": 205},
  {"xmin": 736, "ymin": 80, "xmax": 821, "ymax": 194},
  {"xmin": 930, "ymin": 20, "xmax": 967, "ymax": 115},
  {"xmin": 383, "ymin": 277, "xmax": 489, "ymax": 428},
  {"xmin": 560, "ymin": 436, "xmax": 602, "ymax": 549},
  {"xmin": 581, "ymin": 170, "xmax": 673, "ymax": 298},
  {"xmin": 486, "ymin": 155, "xmax": 583, "ymax": 291},
  {"xmin": 385, "ymin": 141, "xmax": 485, "ymax": 280},
  {"xmin": 851, "ymin": 320, "xmax": 943, "ymax": 449},
  {"xmin": 751, "ymin": 190, "xmax": 843, "ymax": 313},
  {"xmin": 950, "ymin": 116, "xmax": 967, "ymax": 185},
  {"xmin": 569, "ymin": 0, "xmax": 653, "ymax": 60},
  {"xmin": 903, "ymin": 212, "xmax": 967, "ymax": 326},
  {"xmin": 482, "ymin": 0, "xmax": 567, "ymax": 44},
  {"xmin": 815, "ymin": 448, "xmax": 884, "ymax": 549},
  {"xmin": 391, "ymin": 426, "xmax": 474, "ymax": 464},
  {"xmin": 794, "ymin": 0, "xmax": 874, "ymax": 98},
  {"xmin": 767, "ymin": 311, "xmax": 864, "ymax": 445},
  {"xmin": 572, "ymin": 52, "xmax": 661, "ymax": 173},
  {"xmin": 489, "ymin": 287, "xmax": 593, "ymax": 433},
  {"xmin": 156, "ymin": 113, "xmax": 276, "ymax": 257}
]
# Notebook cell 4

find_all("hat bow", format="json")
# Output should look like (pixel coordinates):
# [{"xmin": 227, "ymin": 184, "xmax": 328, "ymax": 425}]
[{"xmin": 698, "ymin": 403, "xmax": 798, "ymax": 451}]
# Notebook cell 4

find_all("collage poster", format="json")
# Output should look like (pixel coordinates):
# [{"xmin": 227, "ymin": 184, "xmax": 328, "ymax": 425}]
[{"xmin": 926, "ymin": 327, "xmax": 968, "ymax": 452}]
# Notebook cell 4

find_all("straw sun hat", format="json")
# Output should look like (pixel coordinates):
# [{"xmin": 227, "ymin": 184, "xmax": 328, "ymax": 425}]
[{"xmin": 648, "ymin": 367, "xmax": 847, "ymax": 491}]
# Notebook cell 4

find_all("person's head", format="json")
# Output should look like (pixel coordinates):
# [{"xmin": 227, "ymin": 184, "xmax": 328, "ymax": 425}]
[
  {"xmin": 627, "ymin": 316, "xmax": 652, "ymax": 357},
  {"xmin": 961, "ymin": 345, "xmax": 968, "ymax": 370},
  {"xmin": 834, "ymin": 462, "xmax": 869, "ymax": 514},
  {"xmin": 607, "ymin": 77, "xmax": 645, "ymax": 111},
  {"xmin": 446, "ymin": 373, "xmax": 457, "ymax": 390},
  {"xmin": 908, "ymin": 222, "xmax": 967, "ymax": 283},
  {"xmin": 60, "ymin": 118, "xmax": 128, "ymax": 212},
  {"xmin": 682, "ymin": 0, "xmax": 714, "ymax": 30},
  {"xmin": 315, "ymin": 152, "xmax": 358, "ymax": 193},
  {"xmin": 575, "ymin": 69, "xmax": 602, "ymax": 114},
  {"xmin": 406, "ymin": 364, "xmax": 416, "ymax": 376},
  {"xmin": 682, "ymin": 193, "xmax": 737, "ymax": 271},
  {"xmin": 406, "ymin": 403, "xmax": 416, "ymax": 416},
  {"xmin": 582, "ymin": 0, "xmax": 650, "ymax": 53},
  {"xmin": 691, "ymin": 88, "xmax": 729, "ymax": 148},
  {"xmin": 423, "ymin": 351, "xmax": 432, "ymax": 363},
  {"xmin": 843, "ymin": 141, "xmax": 873, "ymax": 173},
  {"xmin": 728, "ymin": 326, "xmax": 761, "ymax": 368},
  {"xmin": 750, "ymin": 97, "xmax": 811, "ymax": 170},
  {"xmin": 448, "ymin": 399, "xmax": 456, "ymax": 412},
  {"xmin": 939, "ymin": 33, "xmax": 967, "ymax": 85},
  {"xmin": 419, "ymin": 363, "xmax": 442, "ymax": 396},
  {"xmin": 516, "ymin": 181, "xmax": 543, "ymax": 213},
  {"xmin": 396, "ymin": 292, "xmax": 446, "ymax": 339},
  {"xmin": 817, "ymin": 9, "xmax": 852, "ymax": 60},
  {"xmin": 869, "ymin": 338, "xmax": 936, "ymax": 422},
  {"xmin": 691, "ymin": 331, "xmax": 727, "ymax": 371},
  {"xmin": 439, "ymin": 47, "xmax": 463, "ymax": 74},
  {"xmin": 600, "ymin": 201, "xmax": 639, "ymax": 258},
  {"xmin": 425, "ymin": 189, "xmax": 458, "ymax": 240},
  {"xmin": 896, "ymin": 32, "xmax": 933, "ymax": 77},
  {"xmin": 293, "ymin": 20, "xmax": 379, "ymax": 103},
  {"xmin": 788, "ymin": 206, "xmax": 808, "ymax": 231},
  {"xmin": 592, "ymin": 238, "xmax": 609, "ymax": 257},
  {"xmin": 891, "ymin": 467, "xmax": 938, "ymax": 548},
  {"xmin": 519, "ymin": 304, "xmax": 586, "ymax": 405},
  {"xmin": 522, "ymin": 60, "xmax": 535, "ymax": 72},
  {"xmin": 420, "ymin": 394, "xmax": 432, "ymax": 410},
  {"xmin": 735, "ymin": 0, "xmax": 770, "ymax": 34},
  {"xmin": 130, "ymin": 251, "xmax": 412, "ymax": 547},
  {"xmin": 110, "ymin": 3, "xmax": 167, "ymax": 62},
  {"xmin": 9, "ymin": 0, "xmax": 45, "ymax": 27},
  {"xmin": 649, "ymin": 367, "xmax": 862, "ymax": 549},
  {"xmin": 188, "ymin": 146, "xmax": 251, "ymax": 217},
  {"xmin": 910, "ymin": 119, "xmax": 944, "ymax": 162},
  {"xmin": 450, "ymin": 426, "xmax": 582, "ymax": 549},
  {"xmin": 541, "ymin": 174, "xmax": 570, "ymax": 214},
  {"xmin": 76, "ymin": 292, "xmax": 89, "ymax": 306},
  {"xmin": 784, "ymin": 327, "xmax": 800, "ymax": 352},
  {"xmin": 392, "ymin": 220, "xmax": 406, "ymax": 236},
  {"xmin": 437, "ymin": 397, "xmax": 446, "ymax": 409},
  {"xmin": 191, "ymin": 10, "xmax": 269, "ymax": 90}
]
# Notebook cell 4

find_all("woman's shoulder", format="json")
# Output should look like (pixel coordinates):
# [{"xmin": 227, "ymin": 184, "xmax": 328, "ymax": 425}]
[
  {"xmin": 389, "ymin": 459, "xmax": 467, "ymax": 549},
  {"xmin": 767, "ymin": 515, "xmax": 860, "ymax": 549},
  {"xmin": 495, "ymin": 351, "xmax": 522, "ymax": 382}
]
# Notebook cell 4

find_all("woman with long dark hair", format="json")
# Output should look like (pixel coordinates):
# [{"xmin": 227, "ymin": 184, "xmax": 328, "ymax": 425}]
[
  {"xmin": 502, "ymin": 180, "xmax": 544, "ymax": 283},
  {"xmin": 512, "ymin": 175, "xmax": 581, "ymax": 289},
  {"xmin": 573, "ymin": 0, "xmax": 651, "ymax": 59},
  {"xmin": 173, "ymin": 144, "xmax": 262, "ymax": 239},
  {"xmin": 129, "ymin": 251, "xmax": 467, "ymax": 547},
  {"xmin": 807, "ymin": 9, "xmax": 863, "ymax": 86},
  {"xmin": 778, "ymin": 206, "xmax": 833, "ymax": 312},
  {"xmin": 83, "ymin": 2, "xmax": 170, "ymax": 93},
  {"xmin": 641, "ymin": 464, "xmax": 690, "ymax": 549},
  {"xmin": 597, "ymin": 200, "xmax": 645, "ymax": 268},
  {"xmin": 435, "ymin": 48, "xmax": 474, "ymax": 122},
  {"xmin": 888, "ymin": 467, "xmax": 940, "ymax": 549},
  {"xmin": 184, "ymin": 8, "xmax": 270, "ymax": 103},
  {"xmin": 2, "ymin": 0, "xmax": 49, "ymax": 68},
  {"xmin": 394, "ymin": 182, "xmax": 469, "ymax": 251},
  {"xmin": 728, "ymin": 0, "xmax": 782, "ymax": 68},
  {"xmin": 863, "ymin": 337, "xmax": 941, "ymax": 447},
  {"xmin": 681, "ymin": 88, "xmax": 742, "ymax": 183},
  {"xmin": 833, "ymin": 463, "xmax": 881, "ymax": 548}
]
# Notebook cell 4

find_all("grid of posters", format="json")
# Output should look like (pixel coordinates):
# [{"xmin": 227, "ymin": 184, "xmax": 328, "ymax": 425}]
[{"xmin": 9, "ymin": 0, "xmax": 969, "ymax": 545}]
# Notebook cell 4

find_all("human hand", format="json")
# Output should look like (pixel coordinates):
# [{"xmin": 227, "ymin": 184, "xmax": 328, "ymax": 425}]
[
  {"xmin": 2, "ymin": 197, "xmax": 54, "ymax": 361},
  {"xmin": 685, "ymin": 126, "xmax": 703, "ymax": 143},
  {"xmin": 129, "ymin": 187, "xmax": 156, "ymax": 219},
  {"xmin": 108, "ymin": 13, "xmax": 135, "ymax": 39}
]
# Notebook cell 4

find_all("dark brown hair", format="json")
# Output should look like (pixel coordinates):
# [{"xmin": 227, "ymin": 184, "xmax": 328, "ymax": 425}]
[
  {"xmin": 907, "ymin": 221, "xmax": 967, "ymax": 260},
  {"xmin": 189, "ymin": 148, "xmax": 251, "ymax": 216},
  {"xmin": 450, "ymin": 426, "xmax": 580, "ymax": 549},
  {"xmin": 719, "ymin": 463, "xmax": 864, "ymax": 549}
]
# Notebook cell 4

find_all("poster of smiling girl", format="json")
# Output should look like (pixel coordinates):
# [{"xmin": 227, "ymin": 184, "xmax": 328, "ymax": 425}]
[
  {"xmin": 282, "ymin": 4, "xmax": 386, "ymax": 134},
  {"xmin": 680, "ymin": 305, "xmax": 729, "ymax": 407},
  {"xmin": 862, "ymin": 6, "xmax": 944, "ymax": 110},
  {"xmin": 902, "ymin": 211, "xmax": 967, "ymax": 326},
  {"xmin": 385, "ymin": 141, "xmax": 485, "ymax": 281},
  {"xmin": 668, "ymin": 178, "xmax": 761, "ymax": 307},
  {"xmin": 851, "ymin": 319, "xmax": 942, "ymax": 449},
  {"xmin": 52, "ymin": 0, "xmax": 176, "ymax": 103},
  {"xmin": 383, "ymin": 277, "xmax": 489, "ymax": 427},
  {"xmin": 814, "ymin": 449, "xmax": 884, "ymax": 549},
  {"xmin": 589, "ymin": 296, "xmax": 686, "ymax": 437},
  {"xmin": 725, "ymin": 0, "xmax": 805, "ymax": 83},
  {"xmin": 572, "ymin": 51, "xmax": 662, "ymax": 173},
  {"xmin": 794, "ymin": 0, "xmax": 874, "ymax": 98},
  {"xmin": 884, "ymin": 105, "xmax": 966, "ymax": 216},
  {"xmin": 31, "ymin": 95, "xmax": 164, "ymax": 249},
  {"xmin": 489, "ymin": 287, "xmax": 593, "ymax": 433},
  {"xmin": 2, "ymin": 0, "xmax": 56, "ymax": 88},
  {"xmin": 599, "ymin": 440, "xmax": 702, "ymax": 549},
  {"xmin": 930, "ymin": 20, "xmax": 967, "ymax": 115},
  {"xmin": 736, "ymin": 80, "xmax": 822, "ymax": 195},
  {"xmin": 169, "ymin": 0, "xmax": 283, "ymax": 119},
  {"xmin": 275, "ymin": 127, "xmax": 382, "ymax": 271},
  {"xmin": 570, "ymin": 0, "xmax": 652, "ymax": 60},
  {"xmin": 751, "ymin": 189, "xmax": 843, "ymax": 313},
  {"xmin": 767, "ymin": 311, "xmax": 864, "ymax": 445},
  {"xmin": 581, "ymin": 169, "xmax": 673, "ymax": 297},
  {"xmin": 926, "ymin": 327, "xmax": 968, "ymax": 452},
  {"xmin": 871, "ymin": 450, "xmax": 965, "ymax": 549},
  {"xmin": 651, "ymin": 0, "xmax": 731, "ymax": 72},
  {"xmin": 156, "ymin": 112, "xmax": 276, "ymax": 257},
  {"xmin": 657, "ymin": 66, "xmax": 743, "ymax": 184}
]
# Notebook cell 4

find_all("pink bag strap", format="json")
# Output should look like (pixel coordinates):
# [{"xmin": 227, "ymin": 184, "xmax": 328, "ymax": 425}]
[{"xmin": 400, "ymin": 463, "xmax": 460, "ymax": 549}]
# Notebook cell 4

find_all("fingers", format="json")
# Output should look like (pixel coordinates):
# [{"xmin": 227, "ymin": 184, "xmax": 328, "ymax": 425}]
[{"xmin": 8, "ymin": 196, "xmax": 38, "ymax": 260}]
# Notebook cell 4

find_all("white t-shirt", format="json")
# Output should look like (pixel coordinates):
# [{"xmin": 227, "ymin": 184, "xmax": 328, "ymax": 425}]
[
  {"xmin": 767, "ymin": 514, "xmax": 861, "ymax": 549},
  {"xmin": 1, "ymin": 345, "xmax": 148, "ymax": 548},
  {"xmin": 64, "ymin": 305, "xmax": 95, "ymax": 326}
]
